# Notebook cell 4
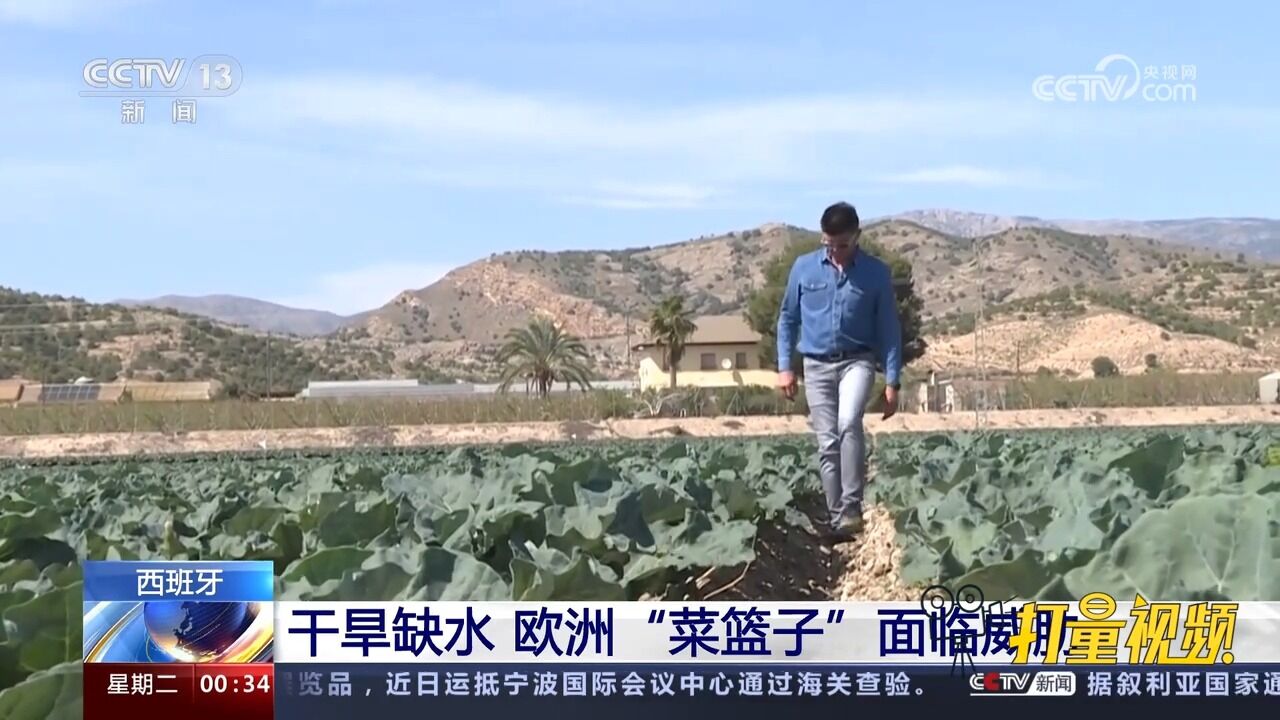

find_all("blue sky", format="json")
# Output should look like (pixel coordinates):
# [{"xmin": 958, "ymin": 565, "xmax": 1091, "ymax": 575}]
[{"xmin": 1, "ymin": 0, "xmax": 1277, "ymax": 314}]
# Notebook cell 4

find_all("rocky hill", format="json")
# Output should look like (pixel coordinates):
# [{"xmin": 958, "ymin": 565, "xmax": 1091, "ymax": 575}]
[
  {"xmin": 925, "ymin": 309, "xmax": 1272, "ymax": 377},
  {"xmin": 359, "ymin": 219, "xmax": 1276, "ymax": 335},
  {"xmin": 118, "ymin": 295, "xmax": 351, "ymax": 336},
  {"xmin": 0, "ymin": 288, "xmax": 394, "ymax": 395},
  {"xmin": 5, "ymin": 218, "xmax": 1277, "ymax": 387},
  {"xmin": 359, "ymin": 223, "xmax": 803, "ymax": 343},
  {"xmin": 889, "ymin": 209, "xmax": 1280, "ymax": 260},
  {"xmin": 350, "ymin": 219, "xmax": 1279, "ymax": 378}
]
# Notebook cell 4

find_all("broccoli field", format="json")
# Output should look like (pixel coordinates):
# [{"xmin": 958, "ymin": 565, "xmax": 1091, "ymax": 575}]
[
  {"xmin": 870, "ymin": 425, "xmax": 1280, "ymax": 601},
  {"xmin": 0, "ymin": 424, "xmax": 1277, "ymax": 716}
]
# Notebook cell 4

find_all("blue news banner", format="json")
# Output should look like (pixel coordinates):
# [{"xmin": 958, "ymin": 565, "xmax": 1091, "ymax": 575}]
[
  {"xmin": 267, "ymin": 598, "xmax": 1280, "ymax": 718},
  {"xmin": 83, "ymin": 560, "xmax": 275, "ymax": 720},
  {"xmin": 81, "ymin": 559, "xmax": 1280, "ymax": 719}
]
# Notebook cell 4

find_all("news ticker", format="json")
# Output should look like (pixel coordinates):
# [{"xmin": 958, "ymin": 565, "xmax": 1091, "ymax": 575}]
[
  {"xmin": 91, "ymin": 663, "xmax": 1280, "ymax": 719},
  {"xmin": 82, "ymin": 561, "xmax": 1280, "ymax": 719}
]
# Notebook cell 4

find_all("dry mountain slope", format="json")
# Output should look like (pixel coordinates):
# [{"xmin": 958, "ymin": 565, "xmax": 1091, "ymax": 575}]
[
  {"xmin": 1053, "ymin": 217, "xmax": 1280, "ymax": 260},
  {"xmin": 925, "ymin": 310, "xmax": 1272, "ymax": 376},
  {"xmin": 7, "ymin": 217, "xmax": 1276, "ymax": 386},
  {"xmin": 1, "ymin": 287, "xmax": 394, "ymax": 393},
  {"xmin": 890, "ymin": 209, "xmax": 1280, "ymax": 260},
  {"xmin": 357, "ymin": 223, "xmax": 802, "ymax": 343},
  {"xmin": 857, "ymin": 221, "xmax": 1251, "ymax": 318},
  {"xmin": 354, "ymin": 220, "xmax": 1278, "ymax": 378},
  {"xmin": 118, "ymin": 295, "xmax": 350, "ymax": 336}
]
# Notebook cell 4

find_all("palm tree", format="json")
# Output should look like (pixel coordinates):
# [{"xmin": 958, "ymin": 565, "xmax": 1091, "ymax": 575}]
[
  {"xmin": 647, "ymin": 296, "xmax": 697, "ymax": 389},
  {"xmin": 495, "ymin": 316, "xmax": 594, "ymax": 397}
]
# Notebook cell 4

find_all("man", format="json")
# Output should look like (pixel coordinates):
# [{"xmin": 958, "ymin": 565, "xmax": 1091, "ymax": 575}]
[{"xmin": 776, "ymin": 201, "xmax": 902, "ymax": 541}]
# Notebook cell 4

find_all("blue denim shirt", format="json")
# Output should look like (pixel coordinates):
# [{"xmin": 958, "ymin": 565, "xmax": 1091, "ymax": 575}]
[{"xmin": 776, "ymin": 247, "xmax": 903, "ymax": 384}]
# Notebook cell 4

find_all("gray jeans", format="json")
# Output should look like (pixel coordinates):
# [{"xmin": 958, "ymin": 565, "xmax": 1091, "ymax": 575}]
[{"xmin": 802, "ymin": 354, "xmax": 876, "ymax": 528}]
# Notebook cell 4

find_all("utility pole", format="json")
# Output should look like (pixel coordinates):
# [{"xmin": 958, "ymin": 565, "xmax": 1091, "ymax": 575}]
[
  {"xmin": 266, "ymin": 331, "xmax": 273, "ymax": 399},
  {"xmin": 973, "ymin": 237, "xmax": 987, "ymax": 430},
  {"xmin": 624, "ymin": 301, "xmax": 634, "ymax": 368}
]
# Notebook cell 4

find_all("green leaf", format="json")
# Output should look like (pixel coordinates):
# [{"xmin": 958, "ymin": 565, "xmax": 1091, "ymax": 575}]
[
  {"xmin": 1, "ymin": 582, "xmax": 82, "ymax": 673},
  {"xmin": 1064, "ymin": 494, "xmax": 1280, "ymax": 600},
  {"xmin": 1107, "ymin": 435, "xmax": 1185, "ymax": 498},
  {"xmin": 0, "ymin": 661, "xmax": 82, "ymax": 720},
  {"xmin": 318, "ymin": 500, "xmax": 398, "ymax": 546},
  {"xmin": 222, "ymin": 506, "xmax": 287, "ymax": 536},
  {"xmin": 0, "ymin": 509, "xmax": 62, "ymax": 540},
  {"xmin": 511, "ymin": 544, "xmax": 624, "ymax": 601},
  {"xmin": 408, "ymin": 548, "xmax": 509, "ymax": 600},
  {"xmin": 952, "ymin": 551, "xmax": 1056, "ymax": 601},
  {"xmin": 282, "ymin": 547, "xmax": 373, "ymax": 584},
  {"xmin": 0, "ymin": 539, "xmax": 76, "ymax": 573},
  {"xmin": 280, "ymin": 547, "xmax": 413, "ymax": 601},
  {"xmin": 1035, "ymin": 509, "xmax": 1106, "ymax": 556}
]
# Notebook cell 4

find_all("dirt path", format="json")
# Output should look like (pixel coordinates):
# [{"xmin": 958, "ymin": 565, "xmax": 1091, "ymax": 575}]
[{"xmin": 1, "ymin": 404, "xmax": 1276, "ymax": 459}]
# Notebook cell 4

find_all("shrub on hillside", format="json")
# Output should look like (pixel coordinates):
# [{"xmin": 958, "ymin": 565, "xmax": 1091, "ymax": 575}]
[{"xmin": 1092, "ymin": 356, "xmax": 1120, "ymax": 378}]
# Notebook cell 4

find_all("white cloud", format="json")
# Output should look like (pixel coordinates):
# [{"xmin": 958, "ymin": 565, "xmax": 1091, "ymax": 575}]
[
  {"xmin": 879, "ymin": 165, "xmax": 1048, "ymax": 188},
  {"xmin": 559, "ymin": 181, "xmax": 718, "ymax": 209},
  {"xmin": 0, "ymin": 0, "xmax": 151, "ymax": 26},
  {"xmin": 271, "ymin": 262, "xmax": 456, "ymax": 316},
  {"xmin": 226, "ymin": 74, "xmax": 1075, "ymax": 205},
  {"xmin": 220, "ymin": 73, "xmax": 1278, "ymax": 205},
  {"xmin": 237, "ymin": 75, "xmax": 1048, "ymax": 167}
]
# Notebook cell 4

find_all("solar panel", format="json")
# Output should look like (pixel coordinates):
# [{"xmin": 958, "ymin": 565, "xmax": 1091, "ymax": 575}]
[{"xmin": 40, "ymin": 384, "xmax": 101, "ymax": 403}]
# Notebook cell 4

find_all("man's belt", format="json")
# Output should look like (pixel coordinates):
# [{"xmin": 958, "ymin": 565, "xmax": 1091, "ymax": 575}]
[{"xmin": 803, "ymin": 347, "xmax": 872, "ymax": 363}]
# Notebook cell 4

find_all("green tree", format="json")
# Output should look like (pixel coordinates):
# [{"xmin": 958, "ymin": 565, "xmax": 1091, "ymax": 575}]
[
  {"xmin": 494, "ymin": 316, "xmax": 594, "ymax": 397},
  {"xmin": 1092, "ymin": 356, "xmax": 1120, "ymax": 378},
  {"xmin": 647, "ymin": 296, "xmax": 698, "ymax": 389},
  {"xmin": 744, "ymin": 233, "xmax": 926, "ymax": 373}
]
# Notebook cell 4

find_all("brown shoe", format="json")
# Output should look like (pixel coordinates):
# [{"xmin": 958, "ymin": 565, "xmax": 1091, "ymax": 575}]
[
  {"xmin": 836, "ymin": 515, "xmax": 864, "ymax": 536},
  {"xmin": 823, "ymin": 516, "xmax": 864, "ymax": 544}
]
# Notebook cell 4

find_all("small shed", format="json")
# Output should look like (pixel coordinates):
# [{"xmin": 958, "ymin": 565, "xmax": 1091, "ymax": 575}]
[
  {"xmin": 126, "ymin": 380, "xmax": 222, "ymax": 402},
  {"xmin": 1261, "ymin": 372, "xmax": 1280, "ymax": 404},
  {"xmin": 0, "ymin": 381, "xmax": 23, "ymax": 404}
]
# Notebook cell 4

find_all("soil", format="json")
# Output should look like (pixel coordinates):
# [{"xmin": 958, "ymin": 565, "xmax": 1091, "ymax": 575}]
[
  {"xmin": 693, "ymin": 494, "xmax": 842, "ymax": 603},
  {"xmin": 927, "ymin": 311, "xmax": 1275, "ymax": 375},
  {"xmin": 691, "ymin": 496, "xmax": 920, "ymax": 604},
  {"xmin": 3, "ymin": 405, "xmax": 1277, "ymax": 460}
]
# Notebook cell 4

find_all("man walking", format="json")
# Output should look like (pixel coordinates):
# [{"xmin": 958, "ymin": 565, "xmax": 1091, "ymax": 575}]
[{"xmin": 776, "ymin": 201, "xmax": 902, "ymax": 541}]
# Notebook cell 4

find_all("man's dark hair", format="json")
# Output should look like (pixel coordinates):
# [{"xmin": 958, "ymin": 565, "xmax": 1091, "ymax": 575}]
[{"xmin": 820, "ymin": 201, "xmax": 860, "ymax": 235}]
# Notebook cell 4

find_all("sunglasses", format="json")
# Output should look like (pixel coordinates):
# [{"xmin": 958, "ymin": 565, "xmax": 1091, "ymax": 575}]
[{"xmin": 824, "ymin": 231, "xmax": 861, "ymax": 249}]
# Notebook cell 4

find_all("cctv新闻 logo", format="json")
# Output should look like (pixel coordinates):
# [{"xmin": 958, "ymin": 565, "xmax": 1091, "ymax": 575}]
[
  {"xmin": 1032, "ymin": 53, "xmax": 1196, "ymax": 102},
  {"xmin": 969, "ymin": 671, "xmax": 1077, "ymax": 696}
]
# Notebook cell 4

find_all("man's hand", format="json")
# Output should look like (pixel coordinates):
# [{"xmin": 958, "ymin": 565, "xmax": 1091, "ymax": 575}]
[
  {"xmin": 777, "ymin": 371, "xmax": 798, "ymax": 400},
  {"xmin": 881, "ymin": 385, "xmax": 899, "ymax": 420}
]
